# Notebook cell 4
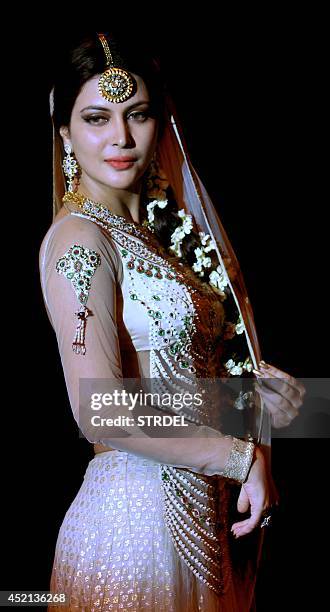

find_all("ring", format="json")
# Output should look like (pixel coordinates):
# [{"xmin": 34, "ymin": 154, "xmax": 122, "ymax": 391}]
[
  {"xmin": 260, "ymin": 506, "xmax": 274, "ymax": 528},
  {"xmin": 260, "ymin": 514, "xmax": 272, "ymax": 528}
]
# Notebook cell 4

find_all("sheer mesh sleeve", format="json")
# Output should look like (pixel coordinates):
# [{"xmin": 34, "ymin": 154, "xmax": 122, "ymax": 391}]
[
  {"xmin": 39, "ymin": 214, "xmax": 242, "ymax": 479},
  {"xmin": 40, "ymin": 214, "xmax": 124, "ymax": 423}
]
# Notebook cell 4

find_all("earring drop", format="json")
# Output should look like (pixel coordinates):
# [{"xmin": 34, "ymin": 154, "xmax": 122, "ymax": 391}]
[{"xmin": 62, "ymin": 144, "xmax": 80, "ymax": 192}]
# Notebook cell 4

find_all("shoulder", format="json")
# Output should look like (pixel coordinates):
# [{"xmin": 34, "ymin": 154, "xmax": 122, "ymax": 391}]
[
  {"xmin": 40, "ymin": 213, "xmax": 102, "ymax": 259},
  {"xmin": 39, "ymin": 212, "xmax": 121, "ymax": 278}
]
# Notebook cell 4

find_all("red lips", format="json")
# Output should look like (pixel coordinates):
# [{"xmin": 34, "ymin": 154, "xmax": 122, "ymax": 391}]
[{"xmin": 104, "ymin": 156, "xmax": 137, "ymax": 162}]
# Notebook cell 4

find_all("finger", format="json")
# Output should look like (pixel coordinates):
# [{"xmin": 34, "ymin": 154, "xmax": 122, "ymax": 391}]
[
  {"xmin": 255, "ymin": 376, "xmax": 303, "ymax": 411},
  {"xmin": 271, "ymin": 412, "xmax": 293, "ymax": 428},
  {"xmin": 253, "ymin": 368, "xmax": 303, "ymax": 408},
  {"xmin": 256, "ymin": 387, "xmax": 294, "ymax": 427},
  {"xmin": 257, "ymin": 378, "xmax": 302, "ymax": 417},
  {"xmin": 231, "ymin": 510, "xmax": 263, "ymax": 537},
  {"xmin": 258, "ymin": 362, "xmax": 306, "ymax": 399},
  {"xmin": 231, "ymin": 487, "xmax": 266, "ymax": 537},
  {"xmin": 258, "ymin": 362, "xmax": 306, "ymax": 400},
  {"xmin": 256, "ymin": 389, "xmax": 297, "ymax": 426},
  {"xmin": 255, "ymin": 384, "xmax": 299, "ymax": 420}
]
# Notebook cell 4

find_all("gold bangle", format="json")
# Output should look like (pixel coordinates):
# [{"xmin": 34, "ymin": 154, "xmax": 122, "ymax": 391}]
[{"xmin": 221, "ymin": 437, "xmax": 255, "ymax": 484}]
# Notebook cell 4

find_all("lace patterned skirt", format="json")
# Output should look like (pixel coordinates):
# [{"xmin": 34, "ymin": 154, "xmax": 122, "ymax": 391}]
[{"xmin": 48, "ymin": 450, "xmax": 259, "ymax": 611}]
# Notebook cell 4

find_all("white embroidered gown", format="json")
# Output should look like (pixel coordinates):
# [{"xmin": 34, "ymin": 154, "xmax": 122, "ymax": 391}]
[{"xmin": 39, "ymin": 198, "xmax": 261, "ymax": 611}]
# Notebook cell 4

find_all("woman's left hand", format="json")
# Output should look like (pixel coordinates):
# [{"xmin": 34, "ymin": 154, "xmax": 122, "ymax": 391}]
[{"xmin": 253, "ymin": 361, "xmax": 306, "ymax": 428}]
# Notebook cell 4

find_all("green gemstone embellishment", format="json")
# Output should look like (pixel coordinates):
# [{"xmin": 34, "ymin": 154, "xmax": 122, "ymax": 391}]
[
  {"xmin": 152, "ymin": 295, "xmax": 161, "ymax": 301},
  {"xmin": 130, "ymin": 294, "xmax": 138, "ymax": 300},
  {"xmin": 169, "ymin": 343, "xmax": 179, "ymax": 355},
  {"xmin": 180, "ymin": 361, "xmax": 189, "ymax": 368},
  {"xmin": 121, "ymin": 249, "xmax": 128, "ymax": 257},
  {"xmin": 158, "ymin": 329, "xmax": 165, "ymax": 336},
  {"xmin": 179, "ymin": 330, "xmax": 187, "ymax": 338},
  {"xmin": 154, "ymin": 311, "xmax": 162, "ymax": 319}
]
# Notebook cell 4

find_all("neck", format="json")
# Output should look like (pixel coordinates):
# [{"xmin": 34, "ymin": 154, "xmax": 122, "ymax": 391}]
[{"xmin": 77, "ymin": 178, "xmax": 143, "ymax": 224}]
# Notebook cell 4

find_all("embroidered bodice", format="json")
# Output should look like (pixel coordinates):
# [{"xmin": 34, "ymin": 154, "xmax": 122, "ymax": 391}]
[{"xmin": 40, "ymin": 198, "xmax": 227, "ymax": 428}]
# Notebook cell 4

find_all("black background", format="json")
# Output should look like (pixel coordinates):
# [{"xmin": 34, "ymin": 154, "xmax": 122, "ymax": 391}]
[{"xmin": 2, "ymin": 11, "xmax": 328, "ymax": 611}]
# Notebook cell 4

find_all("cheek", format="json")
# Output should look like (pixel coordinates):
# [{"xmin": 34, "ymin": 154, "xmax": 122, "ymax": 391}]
[
  {"xmin": 71, "ymin": 124, "xmax": 105, "ymax": 159},
  {"xmin": 138, "ymin": 122, "xmax": 158, "ymax": 156}
]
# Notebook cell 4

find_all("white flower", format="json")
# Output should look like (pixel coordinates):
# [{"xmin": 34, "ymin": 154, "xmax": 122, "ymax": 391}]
[
  {"xmin": 225, "ymin": 359, "xmax": 244, "ymax": 376},
  {"xmin": 224, "ymin": 356, "xmax": 253, "ymax": 375},
  {"xmin": 242, "ymin": 357, "xmax": 253, "ymax": 372},
  {"xmin": 146, "ymin": 199, "xmax": 168, "ymax": 225},
  {"xmin": 157, "ymin": 200, "xmax": 168, "ymax": 209},
  {"xmin": 199, "ymin": 232, "xmax": 216, "ymax": 253},
  {"xmin": 235, "ymin": 315, "xmax": 245, "ymax": 335},
  {"xmin": 209, "ymin": 265, "xmax": 228, "ymax": 292},
  {"xmin": 192, "ymin": 246, "xmax": 212, "ymax": 277},
  {"xmin": 169, "ymin": 209, "xmax": 193, "ymax": 258},
  {"xmin": 177, "ymin": 209, "xmax": 193, "ymax": 234}
]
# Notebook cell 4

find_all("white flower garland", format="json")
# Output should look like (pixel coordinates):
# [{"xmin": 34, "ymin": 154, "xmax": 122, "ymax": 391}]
[
  {"xmin": 169, "ymin": 209, "xmax": 194, "ymax": 257},
  {"xmin": 144, "ymin": 202, "xmax": 251, "ymax": 374},
  {"xmin": 224, "ymin": 356, "xmax": 253, "ymax": 376},
  {"xmin": 235, "ymin": 314, "xmax": 245, "ymax": 335},
  {"xmin": 145, "ymin": 198, "xmax": 168, "ymax": 226},
  {"xmin": 192, "ymin": 232, "xmax": 215, "ymax": 277},
  {"xmin": 146, "ymin": 206, "xmax": 229, "ymax": 298}
]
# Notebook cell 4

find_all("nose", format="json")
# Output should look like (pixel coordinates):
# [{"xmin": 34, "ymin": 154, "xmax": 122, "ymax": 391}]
[{"xmin": 111, "ymin": 115, "xmax": 133, "ymax": 147}]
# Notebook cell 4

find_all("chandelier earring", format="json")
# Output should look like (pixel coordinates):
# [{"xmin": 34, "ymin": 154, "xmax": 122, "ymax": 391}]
[{"xmin": 62, "ymin": 144, "xmax": 81, "ymax": 192}]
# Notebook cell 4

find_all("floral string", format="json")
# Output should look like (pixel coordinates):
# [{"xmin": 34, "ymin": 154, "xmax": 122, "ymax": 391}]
[{"xmin": 143, "ymin": 157, "xmax": 254, "ymax": 379}]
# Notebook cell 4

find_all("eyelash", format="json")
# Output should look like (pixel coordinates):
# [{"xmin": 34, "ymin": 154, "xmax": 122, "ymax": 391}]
[{"xmin": 84, "ymin": 112, "xmax": 149, "ymax": 125}]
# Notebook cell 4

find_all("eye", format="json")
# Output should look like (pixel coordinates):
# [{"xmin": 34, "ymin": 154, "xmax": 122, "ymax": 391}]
[
  {"xmin": 128, "ymin": 112, "xmax": 149, "ymax": 121},
  {"xmin": 83, "ymin": 115, "xmax": 109, "ymax": 125},
  {"xmin": 82, "ymin": 111, "xmax": 149, "ymax": 126}
]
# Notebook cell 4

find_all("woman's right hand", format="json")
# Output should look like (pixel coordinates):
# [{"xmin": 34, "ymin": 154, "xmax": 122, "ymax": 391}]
[{"xmin": 230, "ymin": 447, "xmax": 275, "ymax": 538}]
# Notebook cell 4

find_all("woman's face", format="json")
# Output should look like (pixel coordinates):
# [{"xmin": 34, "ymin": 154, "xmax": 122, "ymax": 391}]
[{"xmin": 60, "ymin": 73, "xmax": 159, "ymax": 192}]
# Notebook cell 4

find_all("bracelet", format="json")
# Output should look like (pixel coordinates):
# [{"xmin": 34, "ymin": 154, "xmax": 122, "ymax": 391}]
[{"xmin": 221, "ymin": 436, "xmax": 255, "ymax": 484}]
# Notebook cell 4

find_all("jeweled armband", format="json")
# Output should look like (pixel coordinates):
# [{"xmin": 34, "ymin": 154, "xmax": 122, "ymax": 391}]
[
  {"xmin": 221, "ymin": 437, "xmax": 255, "ymax": 484},
  {"xmin": 56, "ymin": 244, "xmax": 101, "ymax": 355}
]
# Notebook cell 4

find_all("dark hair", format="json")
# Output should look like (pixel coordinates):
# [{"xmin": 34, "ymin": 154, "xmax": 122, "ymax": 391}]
[{"xmin": 52, "ymin": 31, "xmax": 214, "ymax": 281}]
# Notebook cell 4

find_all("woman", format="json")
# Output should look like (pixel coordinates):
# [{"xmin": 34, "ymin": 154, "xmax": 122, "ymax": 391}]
[{"xmin": 40, "ymin": 31, "xmax": 304, "ymax": 611}]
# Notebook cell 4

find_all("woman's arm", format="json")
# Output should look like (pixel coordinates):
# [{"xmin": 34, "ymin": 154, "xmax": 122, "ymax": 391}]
[{"xmin": 40, "ymin": 214, "xmax": 254, "ymax": 482}]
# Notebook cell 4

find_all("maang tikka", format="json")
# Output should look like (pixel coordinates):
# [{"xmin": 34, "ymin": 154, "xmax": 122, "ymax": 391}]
[{"xmin": 97, "ymin": 33, "xmax": 136, "ymax": 103}]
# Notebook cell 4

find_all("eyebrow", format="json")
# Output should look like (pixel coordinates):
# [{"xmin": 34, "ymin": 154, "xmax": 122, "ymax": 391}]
[{"xmin": 80, "ymin": 100, "xmax": 150, "ymax": 113}]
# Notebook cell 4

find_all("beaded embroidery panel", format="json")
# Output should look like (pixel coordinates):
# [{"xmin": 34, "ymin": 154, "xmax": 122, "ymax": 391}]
[{"xmin": 56, "ymin": 243, "xmax": 101, "ymax": 306}]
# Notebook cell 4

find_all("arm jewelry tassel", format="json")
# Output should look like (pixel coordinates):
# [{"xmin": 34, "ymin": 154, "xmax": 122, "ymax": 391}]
[{"xmin": 72, "ymin": 306, "xmax": 91, "ymax": 355}]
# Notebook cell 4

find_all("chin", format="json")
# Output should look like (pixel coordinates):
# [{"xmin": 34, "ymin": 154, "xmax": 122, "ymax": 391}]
[{"xmin": 104, "ymin": 171, "xmax": 142, "ymax": 189}]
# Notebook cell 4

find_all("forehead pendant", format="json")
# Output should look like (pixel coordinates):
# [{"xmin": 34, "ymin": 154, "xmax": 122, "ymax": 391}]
[{"xmin": 97, "ymin": 33, "xmax": 136, "ymax": 103}]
